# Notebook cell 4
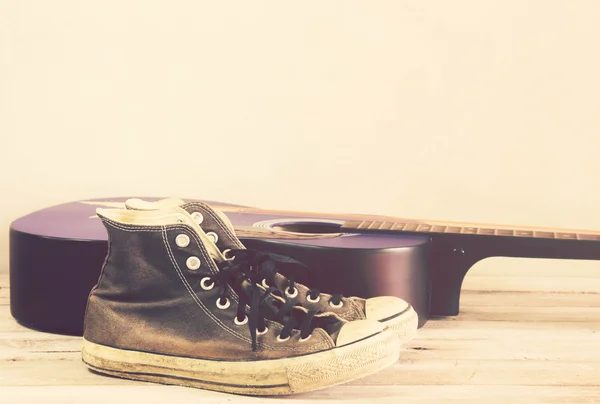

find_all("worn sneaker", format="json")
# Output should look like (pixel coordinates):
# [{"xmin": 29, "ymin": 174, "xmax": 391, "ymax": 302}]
[
  {"xmin": 82, "ymin": 206, "xmax": 401, "ymax": 396},
  {"xmin": 125, "ymin": 198, "xmax": 419, "ymax": 342}
]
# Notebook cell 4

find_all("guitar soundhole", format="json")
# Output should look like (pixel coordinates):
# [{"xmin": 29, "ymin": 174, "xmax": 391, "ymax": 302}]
[{"xmin": 270, "ymin": 221, "xmax": 342, "ymax": 234}]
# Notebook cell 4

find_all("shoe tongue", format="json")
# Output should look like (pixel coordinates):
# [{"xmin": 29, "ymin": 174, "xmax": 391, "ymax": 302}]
[{"xmin": 236, "ymin": 278, "xmax": 280, "ymax": 318}]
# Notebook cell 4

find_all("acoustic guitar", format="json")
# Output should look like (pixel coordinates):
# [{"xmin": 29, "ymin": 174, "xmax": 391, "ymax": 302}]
[{"xmin": 9, "ymin": 197, "xmax": 600, "ymax": 336}]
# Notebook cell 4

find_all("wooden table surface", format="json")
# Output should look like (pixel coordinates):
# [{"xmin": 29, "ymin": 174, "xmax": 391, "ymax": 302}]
[{"xmin": 2, "ymin": 259, "xmax": 600, "ymax": 403}]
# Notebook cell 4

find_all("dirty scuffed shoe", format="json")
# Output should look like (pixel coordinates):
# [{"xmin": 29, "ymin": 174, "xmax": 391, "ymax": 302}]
[{"xmin": 82, "ymin": 206, "xmax": 401, "ymax": 396}]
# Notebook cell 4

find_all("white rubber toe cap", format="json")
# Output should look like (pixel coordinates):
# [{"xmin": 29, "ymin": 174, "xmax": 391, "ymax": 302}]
[
  {"xmin": 335, "ymin": 319, "xmax": 385, "ymax": 347},
  {"xmin": 365, "ymin": 296, "xmax": 410, "ymax": 322}
]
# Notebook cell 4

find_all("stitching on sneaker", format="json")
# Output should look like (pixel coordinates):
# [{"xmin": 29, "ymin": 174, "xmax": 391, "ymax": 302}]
[
  {"xmin": 339, "ymin": 298, "xmax": 365, "ymax": 319},
  {"xmin": 102, "ymin": 218, "xmax": 163, "ymax": 232}
]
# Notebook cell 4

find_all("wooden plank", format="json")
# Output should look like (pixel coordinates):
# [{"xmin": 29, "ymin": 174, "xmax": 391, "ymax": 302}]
[
  {"xmin": 0, "ymin": 330, "xmax": 81, "ymax": 344},
  {"xmin": 0, "ymin": 347, "xmax": 596, "ymax": 389},
  {"xmin": 1, "ymin": 355, "xmax": 599, "ymax": 388},
  {"xmin": 461, "ymin": 290, "xmax": 600, "ymax": 307},
  {"xmin": 467, "ymin": 259, "xmax": 600, "ymax": 278},
  {"xmin": 0, "ymin": 337, "xmax": 81, "ymax": 361},
  {"xmin": 462, "ymin": 275, "xmax": 600, "ymax": 293},
  {"xmin": 417, "ymin": 317, "xmax": 600, "ymax": 334},
  {"xmin": 0, "ymin": 280, "xmax": 9, "ymax": 306},
  {"xmin": 409, "ymin": 318, "xmax": 600, "ymax": 367},
  {"xmin": 402, "ymin": 337, "xmax": 600, "ymax": 361},
  {"xmin": 310, "ymin": 385, "xmax": 600, "ymax": 403},
  {"xmin": 454, "ymin": 305, "xmax": 600, "ymax": 322},
  {"xmin": 2, "ymin": 385, "xmax": 600, "ymax": 404},
  {"xmin": 1, "ymin": 359, "xmax": 138, "ymax": 387},
  {"xmin": 351, "ymin": 359, "xmax": 600, "ymax": 386}
]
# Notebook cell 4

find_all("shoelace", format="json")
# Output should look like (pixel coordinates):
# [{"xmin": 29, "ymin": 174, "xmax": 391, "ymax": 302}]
[
  {"xmin": 223, "ymin": 249, "xmax": 344, "ymax": 306},
  {"xmin": 197, "ymin": 257, "xmax": 320, "ymax": 351}
]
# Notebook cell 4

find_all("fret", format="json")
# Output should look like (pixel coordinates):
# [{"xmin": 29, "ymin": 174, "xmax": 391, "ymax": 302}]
[
  {"xmin": 446, "ymin": 226, "xmax": 462, "ymax": 233},
  {"xmin": 379, "ymin": 221, "xmax": 393, "ymax": 231},
  {"xmin": 391, "ymin": 222, "xmax": 405, "ymax": 230},
  {"xmin": 403, "ymin": 223, "xmax": 419, "ymax": 231},
  {"xmin": 557, "ymin": 233, "xmax": 578, "ymax": 240},
  {"xmin": 478, "ymin": 228, "xmax": 496, "ymax": 235},
  {"xmin": 431, "ymin": 225, "xmax": 447, "ymax": 233},
  {"xmin": 344, "ymin": 220, "xmax": 362, "ymax": 229},
  {"xmin": 362, "ymin": 221, "xmax": 375, "ymax": 230},
  {"xmin": 367, "ymin": 221, "xmax": 382, "ymax": 230},
  {"xmin": 534, "ymin": 231, "xmax": 555, "ymax": 239}
]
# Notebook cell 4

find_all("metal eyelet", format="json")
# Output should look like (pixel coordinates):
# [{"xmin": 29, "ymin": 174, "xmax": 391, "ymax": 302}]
[
  {"xmin": 200, "ymin": 277, "xmax": 214, "ymax": 291},
  {"xmin": 285, "ymin": 287, "xmax": 298, "ymax": 298},
  {"xmin": 223, "ymin": 248, "xmax": 234, "ymax": 260},
  {"xmin": 186, "ymin": 256, "xmax": 201, "ymax": 270},
  {"xmin": 216, "ymin": 297, "xmax": 230, "ymax": 309},
  {"xmin": 191, "ymin": 212, "xmax": 204, "ymax": 224},
  {"xmin": 175, "ymin": 234, "xmax": 190, "ymax": 248},
  {"xmin": 206, "ymin": 231, "xmax": 218, "ymax": 243},
  {"xmin": 306, "ymin": 294, "xmax": 321, "ymax": 303},
  {"xmin": 261, "ymin": 279, "xmax": 269, "ymax": 289},
  {"xmin": 329, "ymin": 300, "xmax": 343, "ymax": 308},
  {"xmin": 299, "ymin": 334, "xmax": 312, "ymax": 342},
  {"xmin": 234, "ymin": 315, "xmax": 248, "ymax": 325},
  {"xmin": 256, "ymin": 327, "xmax": 269, "ymax": 336},
  {"xmin": 276, "ymin": 334, "xmax": 290, "ymax": 342}
]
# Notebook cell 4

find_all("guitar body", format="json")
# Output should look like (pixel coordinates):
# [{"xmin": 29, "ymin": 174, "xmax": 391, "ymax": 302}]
[{"xmin": 9, "ymin": 197, "xmax": 432, "ymax": 336}]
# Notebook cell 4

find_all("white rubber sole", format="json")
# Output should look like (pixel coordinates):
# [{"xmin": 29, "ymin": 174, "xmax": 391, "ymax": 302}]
[
  {"xmin": 379, "ymin": 305, "xmax": 419, "ymax": 342},
  {"xmin": 81, "ymin": 329, "xmax": 401, "ymax": 396}
]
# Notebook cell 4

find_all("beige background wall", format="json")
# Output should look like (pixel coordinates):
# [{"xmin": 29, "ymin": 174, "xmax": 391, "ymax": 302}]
[{"xmin": 1, "ymin": 1, "xmax": 600, "ymax": 277}]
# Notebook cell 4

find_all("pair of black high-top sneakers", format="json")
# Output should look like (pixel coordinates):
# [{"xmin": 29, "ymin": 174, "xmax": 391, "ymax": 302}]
[{"xmin": 81, "ymin": 198, "xmax": 418, "ymax": 396}]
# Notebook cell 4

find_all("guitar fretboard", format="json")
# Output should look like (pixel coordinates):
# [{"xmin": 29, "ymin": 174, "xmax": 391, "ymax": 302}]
[{"xmin": 342, "ymin": 220, "xmax": 600, "ymax": 241}]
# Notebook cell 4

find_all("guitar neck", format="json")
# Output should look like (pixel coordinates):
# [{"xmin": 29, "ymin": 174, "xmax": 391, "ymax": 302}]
[
  {"xmin": 342, "ymin": 219, "xmax": 600, "ymax": 241},
  {"xmin": 341, "ymin": 218, "xmax": 600, "ymax": 261}
]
